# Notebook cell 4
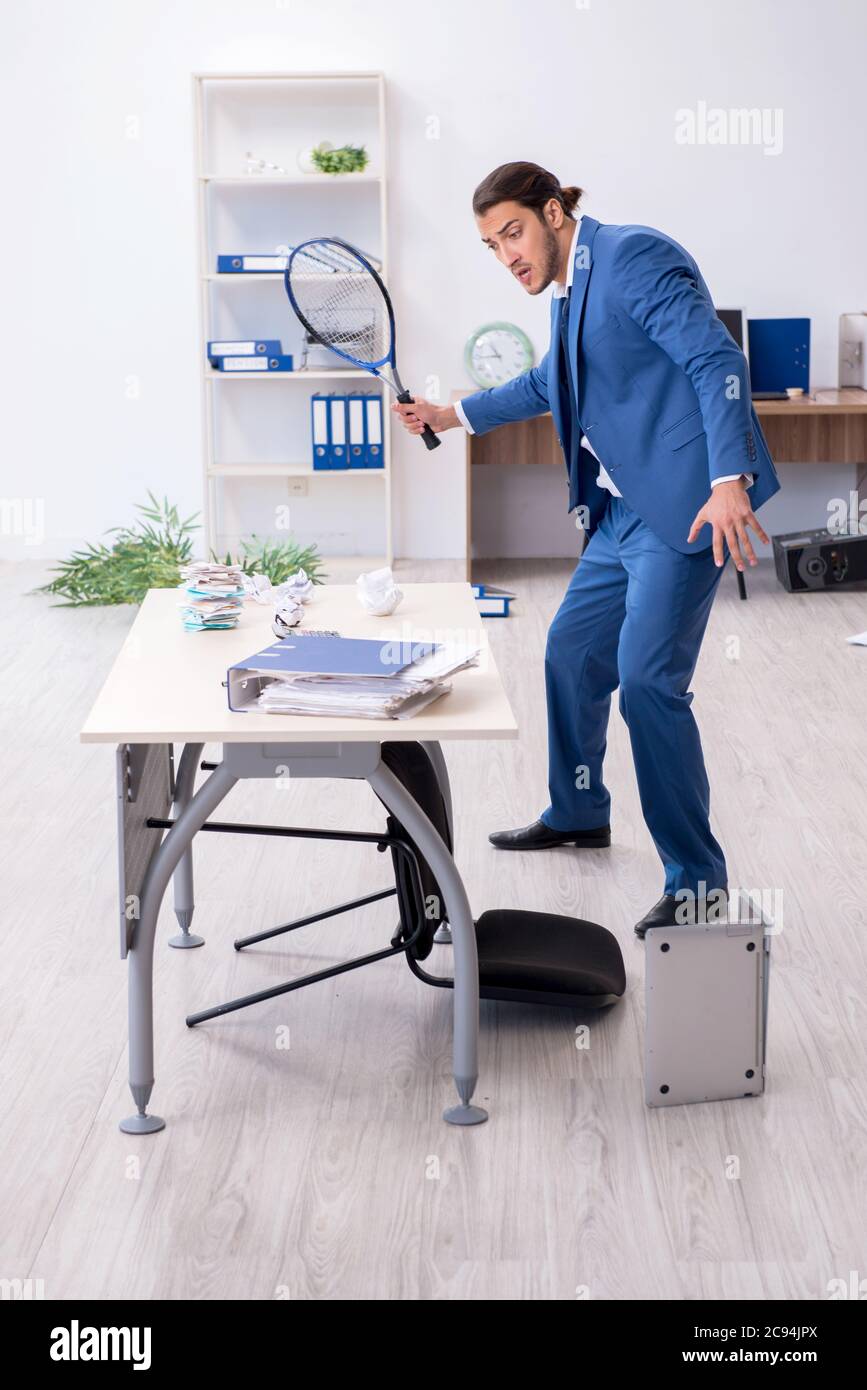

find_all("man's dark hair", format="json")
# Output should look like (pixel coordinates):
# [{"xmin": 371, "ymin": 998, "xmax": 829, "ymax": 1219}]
[{"xmin": 472, "ymin": 161, "xmax": 583, "ymax": 220}]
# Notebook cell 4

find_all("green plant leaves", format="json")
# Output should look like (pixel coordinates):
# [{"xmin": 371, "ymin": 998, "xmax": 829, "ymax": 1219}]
[
  {"xmin": 35, "ymin": 495, "xmax": 325, "ymax": 607},
  {"xmin": 310, "ymin": 142, "xmax": 369, "ymax": 175}
]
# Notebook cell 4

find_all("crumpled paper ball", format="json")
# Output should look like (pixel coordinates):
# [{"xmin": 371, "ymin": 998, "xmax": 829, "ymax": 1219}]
[
  {"xmin": 271, "ymin": 596, "xmax": 305, "ymax": 638},
  {"xmin": 275, "ymin": 568, "xmax": 314, "ymax": 604},
  {"xmin": 356, "ymin": 565, "xmax": 403, "ymax": 616},
  {"xmin": 241, "ymin": 572, "xmax": 272, "ymax": 604}
]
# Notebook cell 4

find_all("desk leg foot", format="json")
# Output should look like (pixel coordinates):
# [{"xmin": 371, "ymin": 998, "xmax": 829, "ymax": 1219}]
[
  {"xmin": 433, "ymin": 921, "xmax": 453, "ymax": 945},
  {"xmin": 169, "ymin": 908, "xmax": 204, "ymax": 950},
  {"xmin": 444, "ymin": 1086, "xmax": 488, "ymax": 1127},
  {"xmin": 120, "ymin": 1084, "xmax": 165, "ymax": 1135}
]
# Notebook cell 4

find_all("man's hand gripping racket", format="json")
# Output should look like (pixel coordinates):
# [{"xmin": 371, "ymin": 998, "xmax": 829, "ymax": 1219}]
[{"xmin": 284, "ymin": 237, "xmax": 441, "ymax": 450}]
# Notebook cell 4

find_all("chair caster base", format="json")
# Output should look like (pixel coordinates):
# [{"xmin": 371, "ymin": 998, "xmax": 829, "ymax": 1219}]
[
  {"xmin": 119, "ymin": 1112, "xmax": 166, "ymax": 1134},
  {"xmin": 443, "ymin": 1102, "xmax": 488, "ymax": 1126}
]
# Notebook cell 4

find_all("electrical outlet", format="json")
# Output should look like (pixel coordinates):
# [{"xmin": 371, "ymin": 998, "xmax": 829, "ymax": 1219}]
[{"xmin": 288, "ymin": 477, "xmax": 309, "ymax": 497}]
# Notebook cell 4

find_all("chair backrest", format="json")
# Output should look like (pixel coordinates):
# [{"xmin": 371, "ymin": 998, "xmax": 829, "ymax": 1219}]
[{"xmin": 376, "ymin": 742, "xmax": 452, "ymax": 961}]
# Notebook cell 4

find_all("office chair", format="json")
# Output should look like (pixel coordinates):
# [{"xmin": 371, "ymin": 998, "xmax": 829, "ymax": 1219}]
[{"xmin": 183, "ymin": 741, "xmax": 626, "ymax": 1025}]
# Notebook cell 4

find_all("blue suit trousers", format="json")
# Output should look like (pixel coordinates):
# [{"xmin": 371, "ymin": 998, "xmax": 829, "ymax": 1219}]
[{"xmin": 541, "ymin": 495, "xmax": 727, "ymax": 896}]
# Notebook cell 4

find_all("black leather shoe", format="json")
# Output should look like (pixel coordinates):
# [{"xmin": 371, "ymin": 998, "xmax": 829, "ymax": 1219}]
[
  {"xmin": 489, "ymin": 819, "xmax": 611, "ymax": 851},
  {"xmin": 634, "ymin": 890, "xmax": 729, "ymax": 940}
]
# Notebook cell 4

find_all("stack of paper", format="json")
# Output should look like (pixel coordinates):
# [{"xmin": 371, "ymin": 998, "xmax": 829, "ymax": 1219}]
[
  {"xmin": 178, "ymin": 560, "xmax": 246, "ymax": 631},
  {"xmin": 227, "ymin": 635, "xmax": 481, "ymax": 718}
]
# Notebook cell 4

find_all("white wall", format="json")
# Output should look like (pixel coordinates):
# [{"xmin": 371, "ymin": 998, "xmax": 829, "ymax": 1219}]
[{"xmin": 2, "ymin": 0, "xmax": 866, "ymax": 561}]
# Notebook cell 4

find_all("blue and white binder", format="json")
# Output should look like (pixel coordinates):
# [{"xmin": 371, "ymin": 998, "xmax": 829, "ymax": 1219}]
[
  {"xmin": 347, "ymin": 393, "xmax": 368, "ymax": 469},
  {"xmin": 364, "ymin": 393, "xmax": 383, "ymax": 468},
  {"xmin": 311, "ymin": 393, "xmax": 331, "ymax": 469},
  {"xmin": 329, "ymin": 394, "xmax": 348, "ymax": 468},
  {"xmin": 216, "ymin": 254, "xmax": 289, "ymax": 273},
  {"xmin": 472, "ymin": 583, "xmax": 515, "ymax": 618},
  {"xmin": 214, "ymin": 354, "xmax": 294, "ymax": 373},
  {"xmin": 227, "ymin": 635, "xmax": 439, "ymax": 711},
  {"xmin": 208, "ymin": 339, "xmax": 282, "ymax": 365}
]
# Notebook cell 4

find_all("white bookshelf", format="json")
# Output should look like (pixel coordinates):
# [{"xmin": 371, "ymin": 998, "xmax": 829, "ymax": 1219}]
[{"xmin": 192, "ymin": 72, "xmax": 391, "ymax": 567}]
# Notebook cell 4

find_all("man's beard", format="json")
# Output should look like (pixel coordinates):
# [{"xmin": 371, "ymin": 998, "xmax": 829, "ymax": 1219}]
[{"xmin": 532, "ymin": 223, "xmax": 562, "ymax": 294}]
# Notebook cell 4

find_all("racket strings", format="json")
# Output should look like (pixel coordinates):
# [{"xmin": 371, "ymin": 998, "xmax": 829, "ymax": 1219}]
[{"xmin": 287, "ymin": 244, "xmax": 390, "ymax": 367}]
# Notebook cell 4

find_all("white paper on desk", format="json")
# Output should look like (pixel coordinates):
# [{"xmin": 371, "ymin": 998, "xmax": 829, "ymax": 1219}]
[
  {"xmin": 845, "ymin": 630, "xmax": 867, "ymax": 645},
  {"xmin": 405, "ymin": 642, "xmax": 481, "ymax": 680},
  {"xmin": 257, "ymin": 675, "xmax": 452, "ymax": 719}
]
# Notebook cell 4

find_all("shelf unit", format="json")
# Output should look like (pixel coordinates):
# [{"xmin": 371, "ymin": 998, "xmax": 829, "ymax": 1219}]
[{"xmin": 192, "ymin": 72, "xmax": 391, "ymax": 566}]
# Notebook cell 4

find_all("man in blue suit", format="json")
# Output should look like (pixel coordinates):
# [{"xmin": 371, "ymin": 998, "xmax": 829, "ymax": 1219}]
[{"xmin": 393, "ymin": 161, "xmax": 780, "ymax": 937}]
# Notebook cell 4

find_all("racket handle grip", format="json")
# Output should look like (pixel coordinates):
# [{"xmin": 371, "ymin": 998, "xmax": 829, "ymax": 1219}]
[{"xmin": 397, "ymin": 389, "xmax": 441, "ymax": 450}]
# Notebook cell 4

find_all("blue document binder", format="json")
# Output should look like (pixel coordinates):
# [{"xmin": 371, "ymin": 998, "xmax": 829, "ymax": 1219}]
[
  {"xmin": 227, "ymin": 636, "xmax": 439, "ymax": 711},
  {"xmin": 328, "ymin": 395, "xmax": 348, "ymax": 468},
  {"xmin": 311, "ymin": 393, "xmax": 333, "ymax": 469},
  {"xmin": 472, "ymin": 583, "xmax": 515, "ymax": 618},
  {"xmin": 208, "ymin": 339, "xmax": 282, "ymax": 365},
  {"xmin": 216, "ymin": 254, "xmax": 290, "ymax": 273},
  {"xmin": 364, "ymin": 394, "xmax": 383, "ymax": 468},
  {"xmin": 747, "ymin": 318, "xmax": 810, "ymax": 393},
  {"xmin": 213, "ymin": 354, "xmax": 294, "ymax": 373},
  {"xmin": 347, "ymin": 393, "xmax": 368, "ymax": 468}
]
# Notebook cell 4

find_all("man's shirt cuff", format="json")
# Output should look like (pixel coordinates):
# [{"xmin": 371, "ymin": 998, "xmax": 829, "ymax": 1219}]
[
  {"xmin": 711, "ymin": 472, "xmax": 754, "ymax": 487},
  {"xmin": 454, "ymin": 398, "xmax": 475, "ymax": 434}
]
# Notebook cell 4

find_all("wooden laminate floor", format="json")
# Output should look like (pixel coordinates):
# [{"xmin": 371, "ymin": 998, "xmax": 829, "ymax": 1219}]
[{"xmin": 1, "ymin": 557, "xmax": 865, "ymax": 1301}]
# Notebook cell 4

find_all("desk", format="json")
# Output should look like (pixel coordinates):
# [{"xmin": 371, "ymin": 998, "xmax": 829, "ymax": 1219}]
[
  {"xmin": 455, "ymin": 387, "xmax": 867, "ymax": 579},
  {"xmin": 81, "ymin": 583, "xmax": 517, "ymax": 1134}
]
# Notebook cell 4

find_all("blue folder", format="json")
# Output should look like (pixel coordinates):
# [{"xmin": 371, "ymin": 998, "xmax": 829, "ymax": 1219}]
[
  {"xmin": 227, "ymin": 636, "xmax": 440, "ymax": 711},
  {"xmin": 213, "ymin": 354, "xmax": 294, "ymax": 373},
  {"xmin": 364, "ymin": 394, "xmax": 383, "ymax": 468},
  {"xmin": 347, "ymin": 392, "xmax": 368, "ymax": 468},
  {"xmin": 208, "ymin": 339, "xmax": 282, "ymax": 366},
  {"xmin": 472, "ymin": 584, "xmax": 515, "ymax": 618},
  {"xmin": 311, "ymin": 393, "xmax": 333, "ymax": 469},
  {"xmin": 216, "ymin": 254, "xmax": 289, "ymax": 273},
  {"xmin": 747, "ymin": 318, "xmax": 810, "ymax": 393}
]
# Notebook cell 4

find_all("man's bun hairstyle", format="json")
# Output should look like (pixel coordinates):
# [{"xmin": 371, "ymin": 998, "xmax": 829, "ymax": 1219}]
[{"xmin": 472, "ymin": 161, "xmax": 583, "ymax": 220}]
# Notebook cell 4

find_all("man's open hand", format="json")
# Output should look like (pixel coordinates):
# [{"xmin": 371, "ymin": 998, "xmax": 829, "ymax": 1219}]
[{"xmin": 687, "ymin": 479, "xmax": 770, "ymax": 570}]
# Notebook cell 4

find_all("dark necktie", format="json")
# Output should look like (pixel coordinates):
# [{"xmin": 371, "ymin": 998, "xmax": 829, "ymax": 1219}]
[
  {"xmin": 559, "ymin": 290, "xmax": 577, "ymax": 417},
  {"xmin": 558, "ymin": 289, "xmax": 583, "ymax": 508}
]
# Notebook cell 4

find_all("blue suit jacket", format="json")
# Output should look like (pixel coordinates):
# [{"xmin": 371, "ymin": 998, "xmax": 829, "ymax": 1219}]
[{"xmin": 459, "ymin": 215, "xmax": 781, "ymax": 554}]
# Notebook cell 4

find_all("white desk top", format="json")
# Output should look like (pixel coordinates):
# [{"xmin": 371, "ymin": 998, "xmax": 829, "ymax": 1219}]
[{"xmin": 80, "ymin": 583, "xmax": 518, "ymax": 745}]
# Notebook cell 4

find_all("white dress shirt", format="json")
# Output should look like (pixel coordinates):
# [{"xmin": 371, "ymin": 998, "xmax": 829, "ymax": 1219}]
[{"xmin": 455, "ymin": 214, "xmax": 753, "ymax": 496}]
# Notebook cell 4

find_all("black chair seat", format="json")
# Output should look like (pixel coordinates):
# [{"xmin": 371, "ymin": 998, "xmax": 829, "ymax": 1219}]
[{"xmin": 474, "ymin": 909, "xmax": 626, "ymax": 1007}]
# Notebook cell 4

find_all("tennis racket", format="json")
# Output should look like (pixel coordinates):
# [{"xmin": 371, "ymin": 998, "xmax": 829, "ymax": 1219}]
[{"xmin": 284, "ymin": 236, "xmax": 441, "ymax": 450}]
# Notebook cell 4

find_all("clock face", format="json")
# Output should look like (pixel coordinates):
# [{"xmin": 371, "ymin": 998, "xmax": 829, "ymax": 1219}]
[{"xmin": 465, "ymin": 322, "xmax": 534, "ymax": 388}]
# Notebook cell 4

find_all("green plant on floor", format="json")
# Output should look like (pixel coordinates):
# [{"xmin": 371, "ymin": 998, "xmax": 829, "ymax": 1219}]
[
  {"xmin": 36, "ymin": 494, "xmax": 325, "ymax": 606},
  {"xmin": 36, "ymin": 494, "xmax": 199, "ymax": 607},
  {"xmin": 216, "ymin": 535, "xmax": 326, "ymax": 587},
  {"xmin": 310, "ymin": 141, "xmax": 369, "ymax": 175}
]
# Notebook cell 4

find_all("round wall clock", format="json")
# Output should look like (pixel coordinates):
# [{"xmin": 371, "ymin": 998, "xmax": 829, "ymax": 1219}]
[{"xmin": 464, "ymin": 322, "xmax": 534, "ymax": 388}]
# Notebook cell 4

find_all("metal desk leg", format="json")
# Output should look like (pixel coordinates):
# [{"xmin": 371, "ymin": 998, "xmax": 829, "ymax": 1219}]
[
  {"xmin": 421, "ymin": 741, "xmax": 454, "ymax": 946},
  {"xmin": 168, "ymin": 742, "xmax": 205, "ymax": 949},
  {"xmin": 121, "ymin": 760, "xmax": 237, "ymax": 1135},
  {"xmin": 367, "ymin": 761, "xmax": 487, "ymax": 1127}
]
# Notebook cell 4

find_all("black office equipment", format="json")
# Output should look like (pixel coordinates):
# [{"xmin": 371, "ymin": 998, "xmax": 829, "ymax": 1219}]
[
  {"xmin": 179, "ymin": 742, "xmax": 626, "ymax": 1024},
  {"xmin": 772, "ymin": 526, "xmax": 867, "ymax": 592},
  {"xmin": 715, "ymin": 307, "xmax": 745, "ymax": 350}
]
